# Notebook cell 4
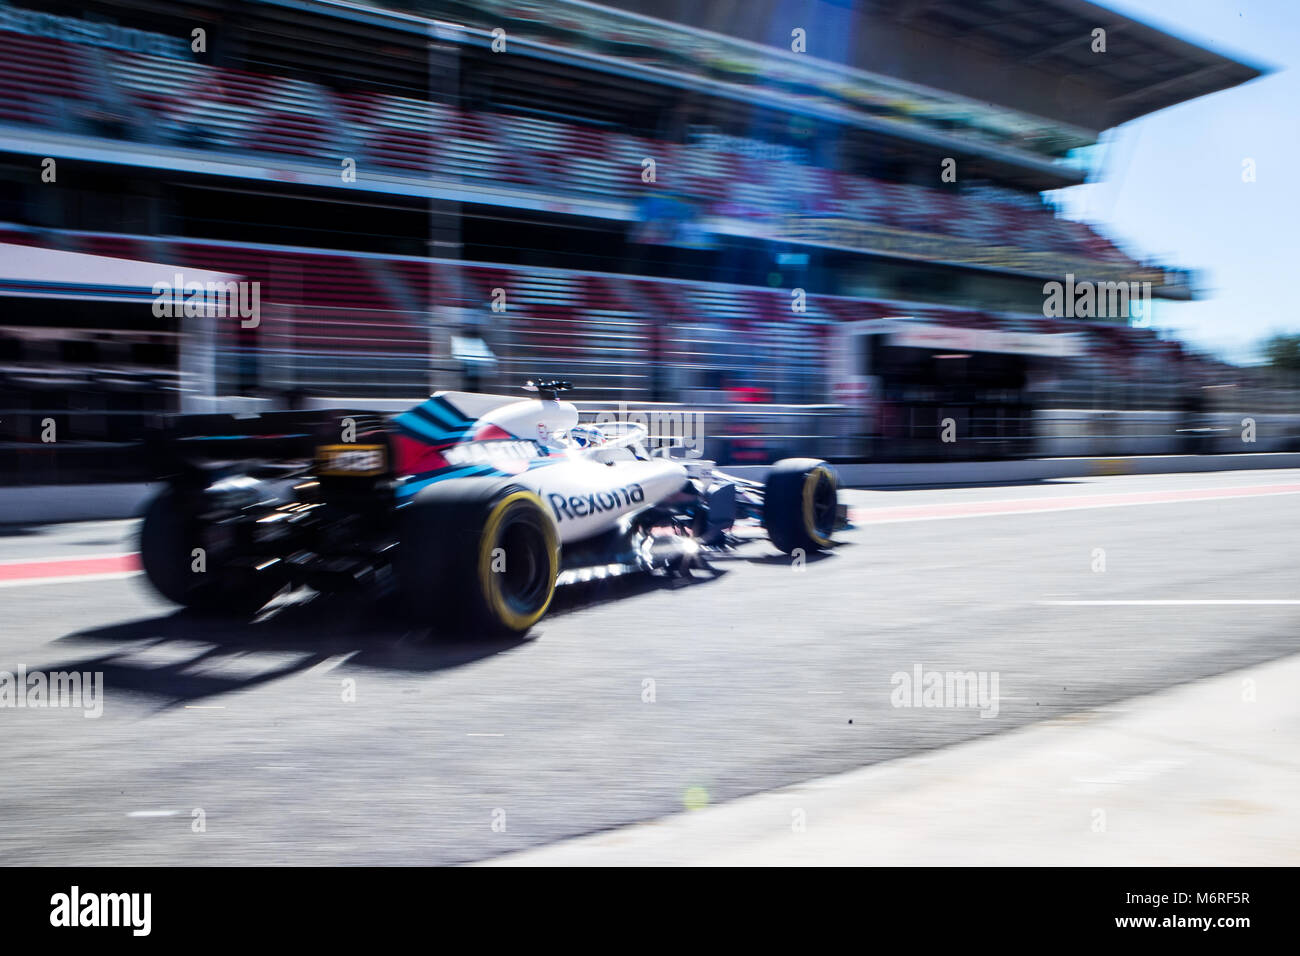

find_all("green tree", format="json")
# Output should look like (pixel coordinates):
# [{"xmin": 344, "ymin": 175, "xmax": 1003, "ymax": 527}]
[{"xmin": 1260, "ymin": 333, "xmax": 1300, "ymax": 374}]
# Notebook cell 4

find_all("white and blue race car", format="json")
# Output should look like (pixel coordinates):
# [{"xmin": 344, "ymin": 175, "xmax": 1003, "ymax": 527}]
[{"xmin": 139, "ymin": 381, "xmax": 842, "ymax": 635}]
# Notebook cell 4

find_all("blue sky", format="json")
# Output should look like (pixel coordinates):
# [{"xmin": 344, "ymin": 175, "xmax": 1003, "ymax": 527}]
[{"xmin": 1044, "ymin": 0, "xmax": 1296, "ymax": 364}]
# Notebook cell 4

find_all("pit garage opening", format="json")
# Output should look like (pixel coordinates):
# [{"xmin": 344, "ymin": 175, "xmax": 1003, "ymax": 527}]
[
  {"xmin": 833, "ymin": 317, "xmax": 1082, "ymax": 461},
  {"xmin": 0, "ymin": 241, "xmax": 244, "ymax": 481}
]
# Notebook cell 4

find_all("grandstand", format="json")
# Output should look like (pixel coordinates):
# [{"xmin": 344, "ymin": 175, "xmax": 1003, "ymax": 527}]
[{"xmin": 0, "ymin": 0, "xmax": 1279, "ymax": 474}]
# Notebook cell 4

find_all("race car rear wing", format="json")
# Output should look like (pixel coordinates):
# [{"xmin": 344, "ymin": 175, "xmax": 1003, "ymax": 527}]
[{"xmin": 142, "ymin": 409, "xmax": 392, "ymax": 479}]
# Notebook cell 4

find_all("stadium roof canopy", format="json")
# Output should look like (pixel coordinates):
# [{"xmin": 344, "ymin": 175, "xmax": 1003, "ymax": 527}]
[
  {"xmin": 0, "ymin": 244, "xmax": 240, "ymax": 303},
  {"xmin": 599, "ymin": 0, "xmax": 1267, "ymax": 131},
  {"xmin": 868, "ymin": 0, "xmax": 1266, "ymax": 126}
]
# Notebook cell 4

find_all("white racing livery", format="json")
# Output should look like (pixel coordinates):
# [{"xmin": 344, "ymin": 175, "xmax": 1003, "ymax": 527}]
[{"xmin": 139, "ymin": 381, "xmax": 845, "ymax": 635}]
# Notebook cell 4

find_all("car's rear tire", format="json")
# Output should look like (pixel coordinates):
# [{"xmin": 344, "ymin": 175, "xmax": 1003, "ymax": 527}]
[
  {"xmin": 763, "ymin": 458, "xmax": 838, "ymax": 555},
  {"xmin": 139, "ymin": 485, "xmax": 282, "ymax": 614},
  {"xmin": 396, "ymin": 479, "xmax": 559, "ymax": 636}
]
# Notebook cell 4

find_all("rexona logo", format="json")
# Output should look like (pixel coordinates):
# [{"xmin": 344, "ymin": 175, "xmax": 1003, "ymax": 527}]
[
  {"xmin": 50, "ymin": 886, "xmax": 151, "ymax": 936},
  {"xmin": 548, "ymin": 483, "xmax": 644, "ymax": 521}
]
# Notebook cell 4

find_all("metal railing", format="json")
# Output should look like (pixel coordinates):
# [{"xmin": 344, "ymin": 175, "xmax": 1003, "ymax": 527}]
[{"xmin": 4, "ymin": 391, "xmax": 1300, "ymax": 486}]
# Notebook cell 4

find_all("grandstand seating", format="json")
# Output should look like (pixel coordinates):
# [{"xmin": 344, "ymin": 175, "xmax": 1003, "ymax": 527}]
[
  {"xmin": 0, "ymin": 30, "xmax": 95, "ymax": 127},
  {"xmin": 0, "ymin": 222, "xmax": 1182, "ymax": 401},
  {"xmin": 0, "ymin": 31, "xmax": 1140, "ymax": 272}
]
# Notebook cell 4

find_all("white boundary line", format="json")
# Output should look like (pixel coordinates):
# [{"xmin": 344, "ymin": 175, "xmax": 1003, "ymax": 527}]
[
  {"xmin": 1043, "ymin": 599, "xmax": 1300, "ymax": 606},
  {"xmin": 855, "ymin": 488, "xmax": 1300, "ymax": 524}
]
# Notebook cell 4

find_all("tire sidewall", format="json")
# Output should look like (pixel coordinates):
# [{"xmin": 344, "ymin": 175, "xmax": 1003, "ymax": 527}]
[
  {"xmin": 397, "ymin": 479, "xmax": 559, "ymax": 635},
  {"xmin": 763, "ymin": 458, "xmax": 838, "ymax": 554},
  {"xmin": 473, "ymin": 489, "xmax": 559, "ymax": 634}
]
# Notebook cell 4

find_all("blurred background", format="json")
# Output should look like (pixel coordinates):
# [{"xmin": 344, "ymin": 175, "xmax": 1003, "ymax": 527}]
[{"xmin": 1, "ymin": 0, "xmax": 1297, "ymax": 484}]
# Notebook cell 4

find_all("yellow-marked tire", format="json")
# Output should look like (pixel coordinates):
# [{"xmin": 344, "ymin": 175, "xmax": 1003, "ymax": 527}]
[
  {"xmin": 397, "ymin": 479, "xmax": 559, "ymax": 636},
  {"xmin": 762, "ymin": 458, "xmax": 838, "ymax": 555}
]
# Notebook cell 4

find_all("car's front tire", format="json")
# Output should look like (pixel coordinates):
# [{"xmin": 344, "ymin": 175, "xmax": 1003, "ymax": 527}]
[
  {"xmin": 762, "ymin": 458, "xmax": 838, "ymax": 555},
  {"xmin": 396, "ymin": 479, "xmax": 559, "ymax": 636}
]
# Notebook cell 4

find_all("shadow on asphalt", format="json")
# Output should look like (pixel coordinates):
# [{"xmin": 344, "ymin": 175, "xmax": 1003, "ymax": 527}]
[
  {"xmin": 549, "ymin": 560, "xmax": 726, "ymax": 614},
  {"xmin": 737, "ymin": 548, "xmax": 840, "ymax": 567},
  {"xmin": 43, "ymin": 567, "xmax": 727, "ymax": 708},
  {"xmin": 46, "ymin": 592, "xmax": 512, "ymax": 708}
]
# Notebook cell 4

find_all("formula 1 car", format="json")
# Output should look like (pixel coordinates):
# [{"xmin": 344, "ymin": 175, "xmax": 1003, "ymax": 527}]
[{"xmin": 139, "ymin": 381, "xmax": 843, "ymax": 634}]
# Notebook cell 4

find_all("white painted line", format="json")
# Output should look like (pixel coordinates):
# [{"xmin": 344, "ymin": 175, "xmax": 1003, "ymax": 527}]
[
  {"xmin": 857, "ymin": 488, "xmax": 1300, "ymax": 525},
  {"xmin": 467, "ymin": 733, "xmax": 505, "ymax": 737},
  {"xmin": 1042, "ymin": 600, "xmax": 1300, "ymax": 606},
  {"xmin": 126, "ymin": 810, "xmax": 178, "ymax": 818}
]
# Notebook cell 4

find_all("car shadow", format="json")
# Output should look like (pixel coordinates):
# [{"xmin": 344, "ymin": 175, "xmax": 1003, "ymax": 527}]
[
  {"xmin": 43, "ymin": 564, "xmax": 729, "ymax": 708},
  {"xmin": 46, "ymin": 590, "xmax": 530, "ymax": 709},
  {"xmin": 738, "ymin": 548, "xmax": 840, "ymax": 567},
  {"xmin": 547, "ymin": 562, "xmax": 727, "ymax": 617}
]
